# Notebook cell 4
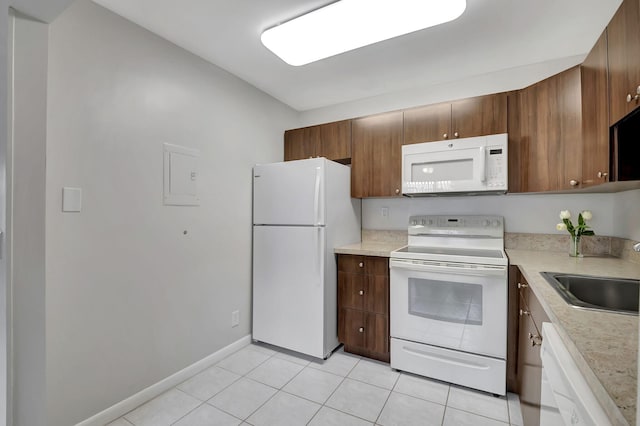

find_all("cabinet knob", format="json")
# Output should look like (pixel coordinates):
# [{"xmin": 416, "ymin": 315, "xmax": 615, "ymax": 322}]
[
  {"xmin": 569, "ymin": 179, "xmax": 579, "ymax": 186},
  {"xmin": 443, "ymin": 133, "xmax": 448, "ymax": 139},
  {"xmin": 395, "ymin": 188, "xmax": 400, "ymax": 194},
  {"xmin": 597, "ymin": 171, "xmax": 608, "ymax": 179},
  {"xmin": 453, "ymin": 132, "xmax": 459, "ymax": 138},
  {"xmin": 517, "ymin": 282, "xmax": 528, "ymax": 289},
  {"xmin": 358, "ymin": 262, "xmax": 364, "ymax": 268},
  {"xmin": 358, "ymin": 327, "xmax": 364, "ymax": 333},
  {"xmin": 528, "ymin": 332, "xmax": 542, "ymax": 346},
  {"xmin": 629, "ymin": 86, "xmax": 640, "ymax": 103},
  {"xmin": 359, "ymin": 290, "xmax": 364, "ymax": 296},
  {"xmin": 520, "ymin": 309, "xmax": 530, "ymax": 316}
]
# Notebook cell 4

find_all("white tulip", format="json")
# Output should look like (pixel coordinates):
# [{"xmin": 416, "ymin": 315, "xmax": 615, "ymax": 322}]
[
  {"xmin": 581, "ymin": 210, "xmax": 593, "ymax": 221},
  {"xmin": 559, "ymin": 210, "xmax": 571, "ymax": 220},
  {"xmin": 556, "ymin": 223, "xmax": 567, "ymax": 231}
]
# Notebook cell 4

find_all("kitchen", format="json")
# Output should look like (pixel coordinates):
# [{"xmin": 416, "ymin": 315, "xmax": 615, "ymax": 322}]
[{"xmin": 3, "ymin": 0, "xmax": 640, "ymax": 425}]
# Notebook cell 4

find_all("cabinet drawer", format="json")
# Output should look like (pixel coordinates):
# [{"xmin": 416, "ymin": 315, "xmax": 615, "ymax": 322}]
[
  {"xmin": 338, "ymin": 255, "xmax": 388, "ymax": 275},
  {"xmin": 338, "ymin": 272, "xmax": 365, "ymax": 310},
  {"xmin": 338, "ymin": 308, "xmax": 366, "ymax": 348}
]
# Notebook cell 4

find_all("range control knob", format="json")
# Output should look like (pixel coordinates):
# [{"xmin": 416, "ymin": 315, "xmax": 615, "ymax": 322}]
[
  {"xmin": 492, "ymin": 220, "xmax": 501, "ymax": 227},
  {"xmin": 420, "ymin": 219, "xmax": 426, "ymax": 225},
  {"xmin": 482, "ymin": 219, "xmax": 490, "ymax": 226},
  {"xmin": 411, "ymin": 220, "xmax": 417, "ymax": 226}
]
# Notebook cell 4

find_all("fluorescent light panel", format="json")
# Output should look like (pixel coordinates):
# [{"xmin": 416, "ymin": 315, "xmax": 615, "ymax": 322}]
[{"xmin": 261, "ymin": 0, "xmax": 467, "ymax": 66}]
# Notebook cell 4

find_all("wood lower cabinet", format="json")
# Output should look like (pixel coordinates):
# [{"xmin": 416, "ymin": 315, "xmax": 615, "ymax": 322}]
[
  {"xmin": 284, "ymin": 120, "xmax": 351, "ymax": 162},
  {"xmin": 351, "ymin": 111, "xmax": 403, "ymax": 198},
  {"xmin": 403, "ymin": 93, "xmax": 507, "ymax": 144},
  {"xmin": 337, "ymin": 255, "xmax": 390, "ymax": 362},
  {"xmin": 607, "ymin": 0, "xmax": 640, "ymax": 125},
  {"xmin": 513, "ymin": 268, "xmax": 550, "ymax": 426}
]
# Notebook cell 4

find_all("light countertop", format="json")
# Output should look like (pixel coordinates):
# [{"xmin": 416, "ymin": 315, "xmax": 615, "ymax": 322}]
[
  {"xmin": 334, "ymin": 241, "xmax": 406, "ymax": 257},
  {"xmin": 507, "ymin": 249, "xmax": 640, "ymax": 426}
]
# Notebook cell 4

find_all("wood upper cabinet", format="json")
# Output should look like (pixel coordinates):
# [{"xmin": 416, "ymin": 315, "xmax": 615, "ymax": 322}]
[
  {"xmin": 514, "ymin": 269, "xmax": 550, "ymax": 426},
  {"xmin": 607, "ymin": 0, "xmax": 640, "ymax": 125},
  {"xmin": 403, "ymin": 93, "xmax": 507, "ymax": 144},
  {"xmin": 284, "ymin": 127, "xmax": 319, "ymax": 161},
  {"xmin": 284, "ymin": 120, "xmax": 351, "ymax": 162},
  {"xmin": 581, "ymin": 30, "xmax": 611, "ymax": 187},
  {"xmin": 403, "ymin": 103, "xmax": 450, "ymax": 144},
  {"xmin": 337, "ymin": 255, "xmax": 390, "ymax": 363},
  {"xmin": 351, "ymin": 111, "xmax": 403, "ymax": 198},
  {"xmin": 510, "ymin": 67, "xmax": 583, "ymax": 192}
]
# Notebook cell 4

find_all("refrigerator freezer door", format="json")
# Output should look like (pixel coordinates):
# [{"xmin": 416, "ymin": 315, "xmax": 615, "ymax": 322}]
[
  {"xmin": 253, "ymin": 225, "xmax": 326, "ymax": 358},
  {"xmin": 253, "ymin": 159, "xmax": 325, "ymax": 226}
]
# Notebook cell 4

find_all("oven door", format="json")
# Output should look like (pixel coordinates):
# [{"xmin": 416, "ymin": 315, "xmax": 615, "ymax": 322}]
[{"xmin": 390, "ymin": 258, "xmax": 507, "ymax": 359}]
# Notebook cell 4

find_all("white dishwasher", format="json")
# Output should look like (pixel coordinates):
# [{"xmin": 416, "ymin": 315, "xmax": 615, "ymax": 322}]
[{"xmin": 539, "ymin": 322, "xmax": 612, "ymax": 426}]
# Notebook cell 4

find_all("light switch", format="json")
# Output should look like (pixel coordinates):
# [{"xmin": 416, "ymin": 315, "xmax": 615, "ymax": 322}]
[{"xmin": 62, "ymin": 187, "xmax": 82, "ymax": 212}]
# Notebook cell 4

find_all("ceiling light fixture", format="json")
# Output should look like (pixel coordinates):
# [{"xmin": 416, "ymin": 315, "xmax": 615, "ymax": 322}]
[{"xmin": 261, "ymin": 0, "xmax": 467, "ymax": 66}]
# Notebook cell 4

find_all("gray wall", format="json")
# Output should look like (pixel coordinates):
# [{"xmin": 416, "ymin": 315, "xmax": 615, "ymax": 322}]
[
  {"xmin": 0, "ymin": 3, "xmax": 8, "ymax": 426},
  {"xmin": 361, "ymin": 190, "xmax": 639, "ymax": 241},
  {"xmin": 45, "ymin": 1, "xmax": 296, "ymax": 424},
  {"xmin": 8, "ymin": 11, "xmax": 48, "ymax": 426}
]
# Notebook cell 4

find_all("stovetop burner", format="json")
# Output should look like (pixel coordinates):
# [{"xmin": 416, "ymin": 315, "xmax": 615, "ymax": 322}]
[
  {"xmin": 395, "ymin": 246, "xmax": 505, "ymax": 259},
  {"xmin": 391, "ymin": 214, "xmax": 507, "ymax": 266}
]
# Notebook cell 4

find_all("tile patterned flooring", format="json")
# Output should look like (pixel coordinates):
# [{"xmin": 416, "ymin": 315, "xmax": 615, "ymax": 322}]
[{"xmin": 107, "ymin": 343, "xmax": 524, "ymax": 426}]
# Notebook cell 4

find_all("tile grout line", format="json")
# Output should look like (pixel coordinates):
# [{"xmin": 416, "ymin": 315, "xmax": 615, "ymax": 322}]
[{"xmin": 372, "ymin": 370, "xmax": 402, "ymax": 425}]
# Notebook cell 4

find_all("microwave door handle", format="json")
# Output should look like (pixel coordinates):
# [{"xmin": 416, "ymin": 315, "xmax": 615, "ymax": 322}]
[{"xmin": 479, "ymin": 146, "xmax": 487, "ymax": 182}]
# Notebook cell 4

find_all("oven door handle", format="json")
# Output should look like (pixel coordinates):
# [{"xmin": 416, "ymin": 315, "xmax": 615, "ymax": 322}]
[{"xmin": 390, "ymin": 259, "xmax": 506, "ymax": 276}]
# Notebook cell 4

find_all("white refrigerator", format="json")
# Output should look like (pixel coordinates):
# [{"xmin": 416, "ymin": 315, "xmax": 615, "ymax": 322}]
[{"xmin": 252, "ymin": 158, "xmax": 361, "ymax": 359}]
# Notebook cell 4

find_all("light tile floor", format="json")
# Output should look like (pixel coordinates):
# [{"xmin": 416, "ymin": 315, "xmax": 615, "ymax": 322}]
[{"xmin": 107, "ymin": 343, "xmax": 524, "ymax": 426}]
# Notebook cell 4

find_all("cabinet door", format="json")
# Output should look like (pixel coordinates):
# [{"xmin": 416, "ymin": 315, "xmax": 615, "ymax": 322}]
[
  {"xmin": 351, "ymin": 111, "xmax": 403, "ymax": 197},
  {"xmin": 403, "ymin": 103, "xmax": 451, "ymax": 144},
  {"xmin": 365, "ymin": 312, "xmax": 389, "ymax": 357},
  {"xmin": 284, "ymin": 126, "xmax": 320, "ymax": 161},
  {"xmin": 516, "ymin": 277, "xmax": 550, "ymax": 426},
  {"xmin": 320, "ymin": 120, "xmax": 351, "ymax": 161},
  {"xmin": 581, "ymin": 30, "xmax": 611, "ymax": 187},
  {"xmin": 451, "ymin": 93, "xmax": 507, "ymax": 139},
  {"xmin": 338, "ymin": 272, "xmax": 365, "ymax": 311},
  {"xmin": 519, "ymin": 67, "xmax": 582, "ymax": 192},
  {"xmin": 607, "ymin": 0, "xmax": 640, "ymax": 125},
  {"xmin": 338, "ymin": 309, "xmax": 365, "ymax": 348}
]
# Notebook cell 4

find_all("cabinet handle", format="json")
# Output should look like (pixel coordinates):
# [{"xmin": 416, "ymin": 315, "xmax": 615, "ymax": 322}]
[
  {"xmin": 358, "ymin": 262, "xmax": 364, "ymax": 268},
  {"xmin": 520, "ymin": 309, "xmax": 530, "ymax": 316},
  {"xmin": 358, "ymin": 327, "xmax": 364, "ymax": 333},
  {"xmin": 569, "ymin": 179, "xmax": 579, "ymax": 186},
  {"xmin": 626, "ymin": 86, "xmax": 640, "ymax": 103},
  {"xmin": 395, "ymin": 188, "xmax": 400, "ymax": 194},
  {"xmin": 517, "ymin": 282, "xmax": 528, "ymax": 289},
  {"xmin": 528, "ymin": 332, "xmax": 542, "ymax": 346},
  {"xmin": 359, "ymin": 290, "xmax": 364, "ymax": 296},
  {"xmin": 443, "ymin": 133, "xmax": 448, "ymax": 139},
  {"xmin": 453, "ymin": 132, "xmax": 459, "ymax": 138},
  {"xmin": 597, "ymin": 171, "xmax": 608, "ymax": 179}
]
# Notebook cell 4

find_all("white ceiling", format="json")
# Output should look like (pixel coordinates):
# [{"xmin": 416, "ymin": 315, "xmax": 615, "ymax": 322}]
[
  {"xmin": 11, "ymin": 0, "xmax": 75, "ymax": 22},
  {"xmin": 90, "ymin": 1, "xmax": 620, "ymax": 111}
]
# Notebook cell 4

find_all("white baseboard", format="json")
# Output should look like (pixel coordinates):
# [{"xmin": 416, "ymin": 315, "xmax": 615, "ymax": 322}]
[{"xmin": 76, "ymin": 335, "xmax": 252, "ymax": 426}]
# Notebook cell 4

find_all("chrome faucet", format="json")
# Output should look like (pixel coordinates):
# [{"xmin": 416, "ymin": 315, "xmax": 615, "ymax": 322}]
[{"xmin": 634, "ymin": 242, "xmax": 640, "ymax": 252}]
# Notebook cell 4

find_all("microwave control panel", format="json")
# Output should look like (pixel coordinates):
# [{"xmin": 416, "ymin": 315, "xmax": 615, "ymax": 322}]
[{"xmin": 485, "ymin": 145, "xmax": 507, "ymax": 189}]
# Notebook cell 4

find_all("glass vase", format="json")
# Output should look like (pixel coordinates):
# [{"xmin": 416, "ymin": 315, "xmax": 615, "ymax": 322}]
[{"xmin": 569, "ymin": 235, "xmax": 582, "ymax": 257}]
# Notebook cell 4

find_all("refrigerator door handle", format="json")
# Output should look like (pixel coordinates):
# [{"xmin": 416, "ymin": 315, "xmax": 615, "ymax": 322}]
[
  {"xmin": 313, "ymin": 166, "xmax": 321, "ymax": 225},
  {"xmin": 315, "ymin": 227, "xmax": 323, "ymax": 284}
]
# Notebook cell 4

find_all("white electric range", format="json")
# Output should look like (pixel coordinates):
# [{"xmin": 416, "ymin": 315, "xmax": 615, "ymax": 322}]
[{"xmin": 390, "ymin": 215, "xmax": 508, "ymax": 395}]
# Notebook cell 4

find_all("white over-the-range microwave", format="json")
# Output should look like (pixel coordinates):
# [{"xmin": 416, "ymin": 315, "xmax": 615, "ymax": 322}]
[{"xmin": 402, "ymin": 133, "xmax": 508, "ymax": 196}]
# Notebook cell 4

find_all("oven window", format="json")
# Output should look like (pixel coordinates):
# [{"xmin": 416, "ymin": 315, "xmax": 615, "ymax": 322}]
[
  {"xmin": 411, "ymin": 159, "xmax": 473, "ymax": 182},
  {"xmin": 408, "ymin": 278, "xmax": 483, "ymax": 325}
]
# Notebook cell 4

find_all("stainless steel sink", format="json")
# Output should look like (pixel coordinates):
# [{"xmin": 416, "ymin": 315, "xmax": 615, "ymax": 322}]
[{"xmin": 540, "ymin": 272, "xmax": 639, "ymax": 315}]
